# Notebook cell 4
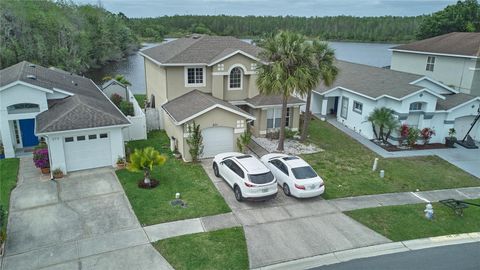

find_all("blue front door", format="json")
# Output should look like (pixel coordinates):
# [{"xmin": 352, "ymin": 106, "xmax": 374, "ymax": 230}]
[{"xmin": 19, "ymin": 119, "xmax": 39, "ymax": 147}]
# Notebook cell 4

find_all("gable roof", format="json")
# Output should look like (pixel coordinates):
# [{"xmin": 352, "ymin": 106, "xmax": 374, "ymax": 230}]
[
  {"xmin": 392, "ymin": 32, "xmax": 480, "ymax": 58},
  {"xmin": 141, "ymin": 35, "xmax": 264, "ymax": 65},
  {"xmin": 314, "ymin": 60, "xmax": 426, "ymax": 100},
  {"xmin": 162, "ymin": 90, "xmax": 255, "ymax": 125},
  {"xmin": 0, "ymin": 61, "xmax": 130, "ymax": 134},
  {"xmin": 436, "ymin": 93, "xmax": 480, "ymax": 111},
  {"xmin": 101, "ymin": 79, "xmax": 127, "ymax": 90}
]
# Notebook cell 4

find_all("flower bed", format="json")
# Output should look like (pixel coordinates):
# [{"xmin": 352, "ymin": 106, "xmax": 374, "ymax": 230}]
[
  {"xmin": 372, "ymin": 140, "xmax": 448, "ymax": 152},
  {"xmin": 252, "ymin": 137, "xmax": 323, "ymax": 155}
]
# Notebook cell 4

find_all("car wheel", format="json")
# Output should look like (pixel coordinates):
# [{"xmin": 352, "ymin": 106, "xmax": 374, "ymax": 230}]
[
  {"xmin": 213, "ymin": 162, "xmax": 220, "ymax": 177},
  {"xmin": 234, "ymin": 185, "xmax": 243, "ymax": 202},
  {"xmin": 283, "ymin": 183, "xmax": 291, "ymax": 196}
]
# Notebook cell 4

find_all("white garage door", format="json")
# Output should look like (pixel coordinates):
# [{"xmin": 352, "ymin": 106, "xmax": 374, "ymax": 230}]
[
  {"xmin": 454, "ymin": 116, "xmax": 480, "ymax": 141},
  {"xmin": 64, "ymin": 132, "xmax": 112, "ymax": 172},
  {"xmin": 201, "ymin": 127, "xmax": 234, "ymax": 158}
]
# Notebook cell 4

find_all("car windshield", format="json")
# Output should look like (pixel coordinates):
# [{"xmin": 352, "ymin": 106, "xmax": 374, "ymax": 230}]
[
  {"xmin": 249, "ymin": 172, "xmax": 274, "ymax": 184},
  {"xmin": 291, "ymin": 166, "xmax": 317, "ymax": 180}
]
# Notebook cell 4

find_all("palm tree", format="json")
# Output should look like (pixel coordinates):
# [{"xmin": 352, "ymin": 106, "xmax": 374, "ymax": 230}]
[
  {"xmin": 368, "ymin": 107, "xmax": 398, "ymax": 143},
  {"xmin": 256, "ymin": 31, "xmax": 317, "ymax": 151},
  {"xmin": 300, "ymin": 40, "xmax": 338, "ymax": 142},
  {"xmin": 102, "ymin": 74, "xmax": 132, "ymax": 86},
  {"xmin": 127, "ymin": 147, "xmax": 166, "ymax": 186}
]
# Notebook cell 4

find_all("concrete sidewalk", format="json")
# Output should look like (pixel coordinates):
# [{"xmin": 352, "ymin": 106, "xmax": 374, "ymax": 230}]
[{"xmin": 325, "ymin": 118, "xmax": 480, "ymax": 178}]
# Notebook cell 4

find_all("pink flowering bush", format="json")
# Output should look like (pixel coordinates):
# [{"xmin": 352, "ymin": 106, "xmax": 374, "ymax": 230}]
[
  {"xmin": 420, "ymin": 128, "xmax": 436, "ymax": 145},
  {"xmin": 33, "ymin": 148, "xmax": 49, "ymax": 168}
]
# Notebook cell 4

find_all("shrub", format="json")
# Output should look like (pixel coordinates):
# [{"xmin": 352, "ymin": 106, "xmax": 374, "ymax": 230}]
[
  {"xmin": 407, "ymin": 127, "xmax": 420, "ymax": 147},
  {"xmin": 398, "ymin": 124, "xmax": 409, "ymax": 146},
  {"xmin": 110, "ymin": 93, "xmax": 123, "ymax": 107},
  {"xmin": 33, "ymin": 148, "xmax": 49, "ymax": 168},
  {"xmin": 420, "ymin": 128, "xmax": 436, "ymax": 145},
  {"xmin": 119, "ymin": 101, "xmax": 134, "ymax": 116},
  {"xmin": 237, "ymin": 129, "xmax": 252, "ymax": 153},
  {"xmin": 285, "ymin": 128, "xmax": 298, "ymax": 139},
  {"xmin": 127, "ymin": 147, "xmax": 166, "ymax": 186},
  {"xmin": 186, "ymin": 121, "xmax": 203, "ymax": 162}
]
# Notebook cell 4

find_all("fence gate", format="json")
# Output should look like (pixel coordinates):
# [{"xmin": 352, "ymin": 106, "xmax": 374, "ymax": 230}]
[{"xmin": 145, "ymin": 108, "xmax": 163, "ymax": 131}]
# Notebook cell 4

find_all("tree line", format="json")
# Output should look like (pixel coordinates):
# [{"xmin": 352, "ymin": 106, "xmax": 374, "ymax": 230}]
[
  {"xmin": 128, "ymin": 15, "xmax": 423, "ymax": 42},
  {"xmin": 0, "ymin": 0, "xmax": 139, "ymax": 73}
]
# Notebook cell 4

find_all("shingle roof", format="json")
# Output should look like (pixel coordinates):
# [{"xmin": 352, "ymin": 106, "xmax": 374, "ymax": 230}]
[
  {"xmin": 245, "ymin": 95, "xmax": 305, "ymax": 107},
  {"xmin": 0, "ymin": 61, "xmax": 130, "ymax": 133},
  {"xmin": 141, "ymin": 35, "xmax": 263, "ymax": 65},
  {"xmin": 436, "ymin": 93, "xmax": 479, "ymax": 111},
  {"xmin": 392, "ymin": 32, "xmax": 480, "ymax": 57},
  {"xmin": 314, "ymin": 60, "xmax": 424, "ymax": 99},
  {"xmin": 162, "ymin": 90, "xmax": 254, "ymax": 124}
]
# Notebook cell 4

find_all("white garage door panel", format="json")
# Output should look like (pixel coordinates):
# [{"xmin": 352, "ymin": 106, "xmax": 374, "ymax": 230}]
[
  {"xmin": 454, "ymin": 116, "xmax": 480, "ymax": 141},
  {"xmin": 202, "ymin": 127, "xmax": 233, "ymax": 158},
  {"xmin": 64, "ymin": 134, "xmax": 112, "ymax": 172}
]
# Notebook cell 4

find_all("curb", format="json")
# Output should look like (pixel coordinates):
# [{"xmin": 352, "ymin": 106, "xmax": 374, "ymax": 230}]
[{"xmin": 253, "ymin": 232, "xmax": 480, "ymax": 270}]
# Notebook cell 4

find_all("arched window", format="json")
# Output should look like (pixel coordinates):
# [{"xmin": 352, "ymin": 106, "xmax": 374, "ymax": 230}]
[
  {"xmin": 229, "ymin": 67, "xmax": 242, "ymax": 90},
  {"xmin": 7, "ymin": 103, "xmax": 40, "ymax": 114}
]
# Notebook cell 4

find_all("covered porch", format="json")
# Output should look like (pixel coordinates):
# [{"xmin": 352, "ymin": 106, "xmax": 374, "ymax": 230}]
[{"xmin": 311, "ymin": 91, "xmax": 340, "ymax": 121}]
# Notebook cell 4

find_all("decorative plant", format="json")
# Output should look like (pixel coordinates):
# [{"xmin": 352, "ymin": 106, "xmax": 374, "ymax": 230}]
[
  {"xmin": 285, "ymin": 128, "xmax": 298, "ymax": 140},
  {"xmin": 103, "ymin": 74, "xmax": 132, "ymax": 86},
  {"xmin": 0, "ymin": 143, "xmax": 4, "ymax": 155},
  {"xmin": 186, "ymin": 122, "xmax": 203, "ymax": 162},
  {"xmin": 368, "ymin": 107, "xmax": 399, "ymax": 144},
  {"xmin": 420, "ymin": 128, "xmax": 436, "ymax": 145},
  {"xmin": 237, "ymin": 129, "xmax": 252, "ymax": 153},
  {"xmin": 407, "ymin": 127, "xmax": 420, "ymax": 147},
  {"xmin": 110, "ymin": 93, "xmax": 123, "ymax": 107},
  {"xmin": 52, "ymin": 168, "xmax": 64, "ymax": 178},
  {"xmin": 398, "ymin": 124, "xmax": 409, "ymax": 146},
  {"xmin": 119, "ymin": 101, "xmax": 134, "ymax": 116},
  {"xmin": 116, "ymin": 156, "xmax": 126, "ymax": 165},
  {"xmin": 127, "ymin": 147, "xmax": 166, "ymax": 186},
  {"xmin": 33, "ymin": 148, "xmax": 49, "ymax": 169},
  {"xmin": 448, "ymin": 128, "xmax": 456, "ymax": 139}
]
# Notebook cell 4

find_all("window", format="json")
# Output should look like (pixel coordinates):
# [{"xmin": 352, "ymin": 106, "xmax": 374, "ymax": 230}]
[
  {"xmin": 7, "ymin": 103, "xmax": 40, "ymax": 114},
  {"xmin": 353, "ymin": 101, "xmax": 363, "ymax": 114},
  {"xmin": 409, "ymin": 102, "xmax": 423, "ymax": 111},
  {"xmin": 291, "ymin": 166, "xmax": 318, "ymax": 180},
  {"xmin": 426, "ymin": 56, "xmax": 435, "ymax": 71},
  {"xmin": 271, "ymin": 160, "xmax": 289, "ymax": 175},
  {"xmin": 150, "ymin": 94, "xmax": 156, "ymax": 108},
  {"xmin": 228, "ymin": 162, "xmax": 245, "ymax": 178},
  {"xmin": 88, "ymin": 134, "xmax": 97, "ymax": 140},
  {"xmin": 340, "ymin": 97, "xmax": 349, "ymax": 119},
  {"xmin": 285, "ymin": 108, "xmax": 291, "ymax": 127},
  {"xmin": 99, "ymin": 133, "xmax": 108, "ymax": 138},
  {"xmin": 77, "ymin": 136, "xmax": 85, "ymax": 141},
  {"xmin": 249, "ymin": 172, "xmax": 274, "ymax": 184},
  {"xmin": 13, "ymin": 121, "xmax": 20, "ymax": 144},
  {"xmin": 65, "ymin": 137, "xmax": 74, "ymax": 143},
  {"xmin": 267, "ymin": 108, "xmax": 282, "ymax": 129},
  {"xmin": 229, "ymin": 67, "xmax": 242, "ymax": 90},
  {"xmin": 185, "ymin": 67, "xmax": 205, "ymax": 86}
]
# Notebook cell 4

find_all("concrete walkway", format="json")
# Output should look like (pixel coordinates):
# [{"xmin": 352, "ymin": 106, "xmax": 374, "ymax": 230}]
[
  {"xmin": 325, "ymin": 118, "xmax": 480, "ymax": 178},
  {"xmin": 1, "ymin": 158, "xmax": 173, "ymax": 270}
]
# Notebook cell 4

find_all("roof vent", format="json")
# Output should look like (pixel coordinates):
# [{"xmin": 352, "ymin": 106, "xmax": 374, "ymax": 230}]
[
  {"xmin": 28, "ymin": 64, "xmax": 36, "ymax": 68},
  {"xmin": 192, "ymin": 34, "xmax": 202, "ymax": 39},
  {"xmin": 71, "ymin": 80, "xmax": 78, "ymax": 86},
  {"xmin": 26, "ymin": 75, "xmax": 36, "ymax": 80}
]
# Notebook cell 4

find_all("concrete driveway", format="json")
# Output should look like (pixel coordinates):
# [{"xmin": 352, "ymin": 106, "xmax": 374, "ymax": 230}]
[
  {"xmin": 2, "ymin": 158, "xmax": 172, "ymax": 270},
  {"xmin": 201, "ymin": 159, "xmax": 390, "ymax": 269},
  {"xmin": 435, "ymin": 146, "xmax": 480, "ymax": 178}
]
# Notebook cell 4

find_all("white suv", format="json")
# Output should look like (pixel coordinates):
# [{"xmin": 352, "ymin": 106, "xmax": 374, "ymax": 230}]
[{"xmin": 213, "ymin": 153, "xmax": 278, "ymax": 201}]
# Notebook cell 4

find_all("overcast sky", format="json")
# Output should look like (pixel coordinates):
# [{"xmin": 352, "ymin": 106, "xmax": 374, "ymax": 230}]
[{"xmin": 73, "ymin": 0, "xmax": 456, "ymax": 17}]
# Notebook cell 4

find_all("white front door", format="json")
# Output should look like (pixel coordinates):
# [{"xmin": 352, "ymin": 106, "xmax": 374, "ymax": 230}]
[
  {"xmin": 64, "ymin": 132, "xmax": 112, "ymax": 172},
  {"xmin": 201, "ymin": 127, "xmax": 234, "ymax": 158}
]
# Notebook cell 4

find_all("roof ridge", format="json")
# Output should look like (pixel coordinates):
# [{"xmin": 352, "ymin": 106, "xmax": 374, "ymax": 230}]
[
  {"xmin": 17, "ymin": 61, "xmax": 27, "ymax": 82},
  {"xmin": 163, "ymin": 36, "xmax": 204, "ymax": 63},
  {"xmin": 337, "ymin": 59, "xmax": 421, "ymax": 78},
  {"xmin": 77, "ymin": 96, "xmax": 126, "ymax": 122}
]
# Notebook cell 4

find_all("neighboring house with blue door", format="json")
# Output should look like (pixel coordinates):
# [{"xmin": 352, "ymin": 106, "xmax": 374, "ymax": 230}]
[{"xmin": 0, "ymin": 61, "xmax": 132, "ymax": 173}]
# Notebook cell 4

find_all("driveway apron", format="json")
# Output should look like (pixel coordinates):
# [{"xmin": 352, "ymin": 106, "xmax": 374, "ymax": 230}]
[{"xmin": 1, "ymin": 157, "xmax": 173, "ymax": 270}]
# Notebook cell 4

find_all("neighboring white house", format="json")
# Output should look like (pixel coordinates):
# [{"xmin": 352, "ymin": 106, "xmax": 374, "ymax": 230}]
[
  {"xmin": 0, "ymin": 61, "xmax": 138, "ymax": 174},
  {"xmin": 311, "ymin": 60, "xmax": 480, "ymax": 144},
  {"xmin": 390, "ymin": 32, "xmax": 480, "ymax": 95}
]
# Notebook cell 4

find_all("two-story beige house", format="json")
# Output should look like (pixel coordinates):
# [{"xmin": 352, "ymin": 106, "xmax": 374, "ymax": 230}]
[
  {"xmin": 390, "ymin": 32, "xmax": 480, "ymax": 95},
  {"xmin": 140, "ymin": 35, "xmax": 304, "ymax": 161}
]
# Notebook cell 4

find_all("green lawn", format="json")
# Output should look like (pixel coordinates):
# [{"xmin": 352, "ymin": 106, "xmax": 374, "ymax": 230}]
[
  {"xmin": 134, "ymin": 94, "xmax": 146, "ymax": 108},
  {"xmin": 116, "ymin": 131, "xmax": 230, "ymax": 225},
  {"xmin": 154, "ymin": 227, "xmax": 249, "ymax": 270},
  {"xmin": 346, "ymin": 199, "xmax": 480, "ymax": 241},
  {"xmin": 0, "ymin": 158, "xmax": 19, "ymax": 235},
  {"xmin": 303, "ymin": 119, "xmax": 480, "ymax": 199}
]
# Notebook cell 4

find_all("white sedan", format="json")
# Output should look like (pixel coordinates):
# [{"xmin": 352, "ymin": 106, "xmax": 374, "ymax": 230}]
[{"xmin": 261, "ymin": 153, "xmax": 325, "ymax": 198}]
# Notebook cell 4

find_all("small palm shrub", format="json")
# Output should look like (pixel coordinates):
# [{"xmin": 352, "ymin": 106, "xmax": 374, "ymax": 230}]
[{"xmin": 127, "ymin": 147, "xmax": 166, "ymax": 188}]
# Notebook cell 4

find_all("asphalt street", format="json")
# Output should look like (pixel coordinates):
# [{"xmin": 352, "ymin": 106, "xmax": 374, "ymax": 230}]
[{"xmin": 312, "ymin": 242, "xmax": 480, "ymax": 270}]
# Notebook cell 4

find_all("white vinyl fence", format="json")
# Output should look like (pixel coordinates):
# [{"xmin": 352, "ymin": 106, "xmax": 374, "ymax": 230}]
[
  {"xmin": 122, "ymin": 89, "xmax": 147, "ymax": 141},
  {"xmin": 145, "ymin": 108, "xmax": 163, "ymax": 131}
]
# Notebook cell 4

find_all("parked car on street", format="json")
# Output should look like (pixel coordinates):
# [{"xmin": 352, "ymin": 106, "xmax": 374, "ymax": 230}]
[
  {"xmin": 261, "ymin": 154, "xmax": 325, "ymax": 198},
  {"xmin": 213, "ymin": 153, "xmax": 278, "ymax": 201}
]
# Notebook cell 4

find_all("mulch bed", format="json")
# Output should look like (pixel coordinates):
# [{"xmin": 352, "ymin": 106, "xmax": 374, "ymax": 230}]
[
  {"xmin": 372, "ymin": 141, "xmax": 449, "ymax": 152},
  {"xmin": 138, "ymin": 179, "xmax": 159, "ymax": 189}
]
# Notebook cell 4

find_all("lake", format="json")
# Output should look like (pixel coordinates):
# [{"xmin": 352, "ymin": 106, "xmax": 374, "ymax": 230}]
[{"xmin": 86, "ymin": 40, "xmax": 398, "ymax": 94}]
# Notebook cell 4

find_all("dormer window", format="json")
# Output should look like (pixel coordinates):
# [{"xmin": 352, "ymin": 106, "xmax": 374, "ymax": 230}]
[
  {"xmin": 229, "ymin": 67, "xmax": 242, "ymax": 90},
  {"xmin": 409, "ymin": 102, "xmax": 423, "ymax": 111},
  {"xmin": 185, "ymin": 67, "xmax": 205, "ymax": 87}
]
